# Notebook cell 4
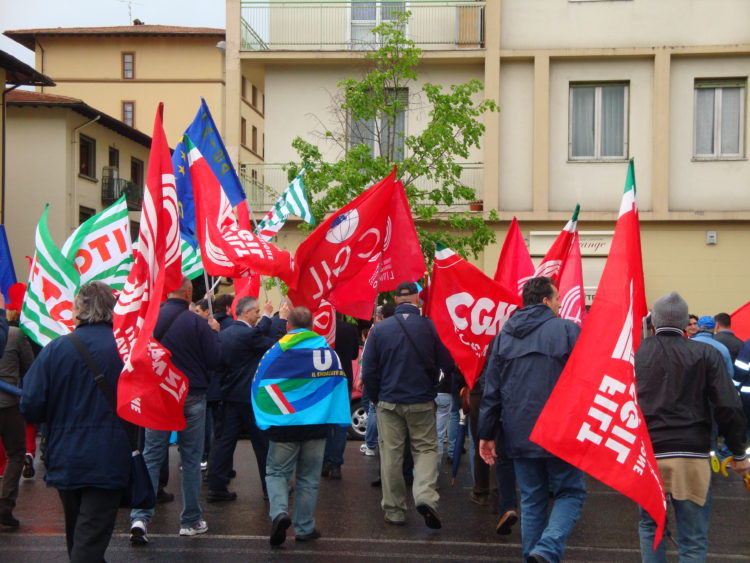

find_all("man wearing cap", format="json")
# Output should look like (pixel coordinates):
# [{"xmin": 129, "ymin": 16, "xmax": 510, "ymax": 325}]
[
  {"xmin": 692, "ymin": 316, "xmax": 734, "ymax": 381},
  {"xmin": 635, "ymin": 291, "xmax": 748, "ymax": 561},
  {"xmin": 362, "ymin": 281, "xmax": 454, "ymax": 529}
]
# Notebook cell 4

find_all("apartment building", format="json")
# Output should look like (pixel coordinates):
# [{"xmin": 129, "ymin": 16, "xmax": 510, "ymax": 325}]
[{"xmin": 225, "ymin": 0, "xmax": 750, "ymax": 314}]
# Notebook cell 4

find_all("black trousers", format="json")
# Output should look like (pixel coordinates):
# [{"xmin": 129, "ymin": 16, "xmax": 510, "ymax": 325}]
[
  {"xmin": 57, "ymin": 487, "xmax": 123, "ymax": 563},
  {"xmin": 208, "ymin": 401, "xmax": 268, "ymax": 494},
  {"xmin": 0, "ymin": 404, "xmax": 26, "ymax": 513}
]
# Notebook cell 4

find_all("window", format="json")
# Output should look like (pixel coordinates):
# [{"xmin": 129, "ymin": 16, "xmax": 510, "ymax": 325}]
[
  {"xmin": 122, "ymin": 101, "xmax": 135, "ymax": 127},
  {"xmin": 122, "ymin": 52, "xmax": 135, "ymax": 79},
  {"xmin": 79, "ymin": 134, "xmax": 96, "ymax": 178},
  {"xmin": 108, "ymin": 147, "xmax": 119, "ymax": 168},
  {"xmin": 252, "ymin": 126, "xmax": 258, "ymax": 153},
  {"xmin": 252, "ymin": 85, "xmax": 258, "ymax": 108},
  {"xmin": 79, "ymin": 206, "xmax": 96, "ymax": 225},
  {"xmin": 241, "ymin": 117, "xmax": 247, "ymax": 146},
  {"xmin": 131, "ymin": 157, "xmax": 144, "ymax": 188},
  {"xmin": 569, "ymin": 83, "xmax": 628, "ymax": 160},
  {"xmin": 351, "ymin": 1, "xmax": 405, "ymax": 50},
  {"xmin": 694, "ymin": 79, "xmax": 745, "ymax": 159},
  {"xmin": 241, "ymin": 77, "xmax": 247, "ymax": 99},
  {"xmin": 349, "ymin": 88, "xmax": 407, "ymax": 159}
]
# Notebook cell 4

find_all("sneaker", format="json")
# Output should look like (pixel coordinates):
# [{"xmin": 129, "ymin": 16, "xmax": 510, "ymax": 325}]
[
  {"xmin": 270, "ymin": 512, "xmax": 291, "ymax": 546},
  {"xmin": 360, "ymin": 445, "xmax": 377, "ymax": 456},
  {"xmin": 200, "ymin": 461, "xmax": 208, "ymax": 471},
  {"xmin": 22, "ymin": 453, "xmax": 35, "ymax": 478},
  {"xmin": 416, "ymin": 504, "xmax": 442, "ymax": 530},
  {"xmin": 0, "ymin": 509, "xmax": 20, "ymax": 527},
  {"xmin": 206, "ymin": 490, "xmax": 237, "ymax": 502},
  {"xmin": 295, "ymin": 529, "xmax": 322, "ymax": 541},
  {"xmin": 156, "ymin": 489, "xmax": 175, "ymax": 504},
  {"xmin": 179, "ymin": 520, "xmax": 208, "ymax": 536},
  {"xmin": 495, "ymin": 509, "xmax": 518, "ymax": 535},
  {"xmin": 329, "ymin": 465, "xmax": 342, "ymax": 480},
  {"xmin": 130, "ymin": 519, "xmax": 148, "ymax": 545},
  {"xmin": 469, "ymin": 491, "xmax": 489, "ymax": 506}
]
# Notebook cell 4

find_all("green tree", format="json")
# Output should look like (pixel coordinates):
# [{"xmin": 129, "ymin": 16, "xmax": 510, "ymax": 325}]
[{"xmin": 288, "ymin": 11, "xmax": 498, "ymax": 264}]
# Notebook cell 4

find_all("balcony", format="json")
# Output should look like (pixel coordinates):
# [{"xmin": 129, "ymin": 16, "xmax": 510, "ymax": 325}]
[
  {"xmin": 239, "ymin": 162, "xmax": 483, "ymax": 214},
  {"xmin": 101, "ymin": 176, "xmax": 143, "ymax": 212},
  {"xmin": 240, "ymin": 1, "xmax": 484, "ymax": 52}
]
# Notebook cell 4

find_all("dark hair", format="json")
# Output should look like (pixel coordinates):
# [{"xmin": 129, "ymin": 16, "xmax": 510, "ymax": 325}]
[
  {"xmin": 714, "ymin": 312, "xmax": 731, "ymax": 328},
  {"xmin": 235, "ymin": 296, "xmax": 258, "ymax": 316},
  {"xmin": 688, "ymin": 314, "xmax": 699, "ymax": 322},
  {"xmin": 75, "ymin": 282, "xmax": 116, "ymax": 324},
  {"xmin": 522, "ymin": 276, "xmax": 556, "ymax": 307},
  {"xmin": 381, "ymin": 302, "xmax": 396, "ymax": 319},
  {"xmin": 288, "ymin": 306, "xmax": 313, "ymax": 330},
  {"xmin": 214, "ymin": 293, "xmax": 234, "ymax": 313},
  {"xmin": 196, "ymin": 298, "xmax": 211, "ymax": 311}
]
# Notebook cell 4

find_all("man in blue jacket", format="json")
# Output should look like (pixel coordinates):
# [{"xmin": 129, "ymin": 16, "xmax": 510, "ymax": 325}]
[
  {"xmin": 362, "ymin": 281, "xmax": 454, "ymax": 529},
  {"xmin": 207, "ymin": 296, "xmax": 288, "ymax": 501},
  {"xmin": 130, "ymin": 277, "xmax": 221, "ymax": 545},
  {"xmin": 478, "ymin": 276, "xmax": 584, "ymax": 563}
]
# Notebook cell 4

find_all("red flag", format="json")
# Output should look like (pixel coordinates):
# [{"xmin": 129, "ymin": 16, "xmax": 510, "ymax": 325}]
[
  {"xmin": 530, "ymin": 159, "xmax": 666, "ymax": 547},
  {"xmin": 313, "ymin": 300, "xmax": 336, "ymax": 347},
  {"xmin": 494, "ymin": 217, "xmax": 534, "ymax": 297},
  {"xmin": 114, "ymin": 104, "xmax": 189, "ymax": 431},
  {"xmin": 557, "ymin": 232, "xmax": 587, "ymax": 326},
  {"xmin": 730, "ymin": 301, "xmax": 750, "ymax": 341},
  {"xmin": 186, "ymin": 137, "xmax": 295, "ymax": 283},
  {"xmin": 534, "ymin": 205, "xmax": 580, "ymax": 283},
  {"xmin": 427, "ymin": 244, "xmax": 520, "ymax": 389},
  {"xmin": 288, "ymin": 169, "xmax": 425, "ymax": 319},
  {"xmin": 229, "ymin": 202, "xmax": 261, "ymax": 318}
]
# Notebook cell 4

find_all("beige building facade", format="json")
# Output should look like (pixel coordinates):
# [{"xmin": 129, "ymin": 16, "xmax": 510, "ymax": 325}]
[{"xmin": 225, "ymin": 0, "xmax": 750, "ymax": 315}]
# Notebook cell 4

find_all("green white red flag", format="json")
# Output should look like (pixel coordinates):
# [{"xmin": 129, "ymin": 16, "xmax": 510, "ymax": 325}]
[
  {"xmin": 256, "ymin": 169, "xmax": 314, "ymax": 241},
  {"xmin": 530, "ymin": 159, "xmax": 666, "ymax": 547}
]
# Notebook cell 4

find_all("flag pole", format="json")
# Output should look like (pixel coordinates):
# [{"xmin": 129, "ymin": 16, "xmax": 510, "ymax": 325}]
[{"xmin": 202, "ymin": 270, "xmax": 214, "ymax": 317}]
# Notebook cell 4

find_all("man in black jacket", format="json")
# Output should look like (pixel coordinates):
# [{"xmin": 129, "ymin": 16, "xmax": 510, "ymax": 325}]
[
  {"xmin": 362, "ymin": 281, "xmax": 453, "ymax": 529},
  {"xmin": 206, "ymin": 296, "xmax": 288, "ymax": 501},
  {"xmin": 636, "ymin": 291, "xmax": 748, "ymax": 562}
]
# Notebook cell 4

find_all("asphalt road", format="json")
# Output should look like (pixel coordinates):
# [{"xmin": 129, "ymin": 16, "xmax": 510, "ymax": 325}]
[{"xmin": 2, "ymin": 440, "xmax": 749, "ymax": 562}]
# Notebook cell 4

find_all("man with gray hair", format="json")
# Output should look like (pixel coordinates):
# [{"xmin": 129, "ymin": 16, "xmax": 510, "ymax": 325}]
[
  {"xmin": 635, "ymin": 291, "xmax": 748, "ymax": 561},
  {"xmin": 207, "ymin": 296, "xmax": 289, "ymax": 502}
]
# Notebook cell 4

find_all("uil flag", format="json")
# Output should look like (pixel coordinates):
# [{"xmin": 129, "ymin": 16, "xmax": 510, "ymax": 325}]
[
  {"xmin": 534, "ymin": 204, "xmax": 580, "ymax": 283},
  {"xmin": 289, "ymin": 169, "xmax": 425, "ymax": 319},
  {"xmin": 494, "ymin": 217, "xmax": 534, "ymax": 297},
  {"xmin": 427, "ymin": 244, "xmax": 520, "ymax": 389},
  {"xmin": 557, "ymin": 232, "xmax": 586, "ymax": 326},
  {"xmin": 530, "ymin": 159, "xmax": 666, "ymax": 546},
  {"xmin": 256, "ymin": 169, "xmax": 315, "ymax": 241},
  {"xmin": 113, "ymin": 104, "xmax": 189, "ymax": 431}
]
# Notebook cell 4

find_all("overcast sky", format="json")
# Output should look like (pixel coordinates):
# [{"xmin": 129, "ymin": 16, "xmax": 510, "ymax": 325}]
[{"xmin": 1, "ymin": 0, "xmax": 226, "ymax": 66}]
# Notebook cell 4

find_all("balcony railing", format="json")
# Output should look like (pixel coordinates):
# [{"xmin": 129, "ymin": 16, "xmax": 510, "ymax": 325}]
[
  {"xmin": 101, "ymin": 176, "xmax": 143, "ymax": 211},
  {"xmin": 240, "ymin": 1, "xmax": 484, "ymax": 51},
  {"xmin": 239, "ymin": 162, "xmax": 483, "ymax": 214}
]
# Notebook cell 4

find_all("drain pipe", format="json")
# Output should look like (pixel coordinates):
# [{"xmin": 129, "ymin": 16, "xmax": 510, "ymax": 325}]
[{"xmin": 70, "ymin": 115, "xmax": 101, "ymax": 232}]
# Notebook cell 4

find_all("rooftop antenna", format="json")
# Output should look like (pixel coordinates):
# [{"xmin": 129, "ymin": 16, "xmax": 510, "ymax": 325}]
[{"xmin": 116, "ymin": 0, "xmax": 144, "ymax": 25}]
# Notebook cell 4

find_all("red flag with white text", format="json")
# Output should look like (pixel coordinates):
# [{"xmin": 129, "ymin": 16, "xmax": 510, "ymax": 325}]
[
  {"xmin": 494, "ymin": 217, "xmax": 534, "ymax": 297},
  {"xmin": 530, "ymin": 159, "xmax": 666, "ymax": 546},
  {"xmin": 557, "ymin": 232, "xmax": 586, "ymax": 326},
  {"xmin": 313, "ymin": 300, "xmax": 336, "ymax": 347},
  {"xmin": 114, "ymin": 104, "xmax": 189, "ymax": 430},
  {"xmin": 427, "ymin": 244, "xmax": 520, "ymax": 389},
  {"xmin": 534, "ymin": 205, "xmax": 580, "ymax": 283}
]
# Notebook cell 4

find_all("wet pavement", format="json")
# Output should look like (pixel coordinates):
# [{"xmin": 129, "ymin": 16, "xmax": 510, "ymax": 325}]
[{"xmin": 2, "ymin": 439, "xmax": 750, "ymax": 562}]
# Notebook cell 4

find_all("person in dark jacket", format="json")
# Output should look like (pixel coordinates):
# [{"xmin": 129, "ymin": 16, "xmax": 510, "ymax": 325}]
[
  {"xmin": 713, "ymin": 312, "xmax": 743, "ymax": 363},
  {"xmin": 130, "ymin": 277, "xmax": 221, "ymax": 545},
  {"xmin": 21, "ymin": 282, "xmax": 130, "ymax": 560},
  {"xmin": 635, "ymin": 291, "xmax": 748, "ymax": 562},
  {"xmin": 207, "ymin": 296, "xmax": 287, "ymax": 501},
  {"xmin": 478, "ymin": 276, "xmax": 583, "ymax": 563},
  {"xmin": 362, "ymin": 281, "xmax": 454, "ymax": 529}
]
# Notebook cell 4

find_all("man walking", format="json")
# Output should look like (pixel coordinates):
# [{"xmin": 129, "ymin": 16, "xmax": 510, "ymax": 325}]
[
  {"xmin": 635, "ymin": 291, "xmax": 748, "ymax": 561},
  {"xmin": 478, "ymin": 276, "xmax": 584, "ymax": 563},
  {"xmin": 130, "ymin": 277, "xmax": 221, "ymax": 544},
  {"xmin": 362, "ymin": 281, "xmax": 453, "ymax": 529}
]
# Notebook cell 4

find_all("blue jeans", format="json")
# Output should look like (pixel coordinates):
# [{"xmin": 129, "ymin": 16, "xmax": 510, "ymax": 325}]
[
  {"xmin": 435, "ymin": 393, "xmax": 452, "ymax": 459},
  {"xmin": 266, "ymin": 438, "xmax": 325, "ymax": 536},
  {"xmin": 513, "ymin": 457, "xmax": 587, "ymax": 563},
  {"xmin": 639, "ymin": 491, "xmax": 712, "ymax": 562},
  {"xmin": 131, "ymin": 394, "xmax": 206, "ymax": 527},
  {"xmin": 323, "ymin": 425, "xmax": 347, "ymax": 467},
  {"xmin": 365, "ymin": 400, "xmax": 378, "ymax": 450},
  {"xmin": 447, "ymin": 394, "xmax": 460, "ymax": 458}
]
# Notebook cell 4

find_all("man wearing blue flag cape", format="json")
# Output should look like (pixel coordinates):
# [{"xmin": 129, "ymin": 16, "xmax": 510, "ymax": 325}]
[{"xmin": 251, "ymin": 306, "xmax": 349, "ymax": 547}]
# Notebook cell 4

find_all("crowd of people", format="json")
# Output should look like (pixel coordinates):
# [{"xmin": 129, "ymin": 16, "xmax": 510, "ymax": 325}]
[{"xmin": 0, "ymin": 276, "xmax": 749, "ymax": 563}]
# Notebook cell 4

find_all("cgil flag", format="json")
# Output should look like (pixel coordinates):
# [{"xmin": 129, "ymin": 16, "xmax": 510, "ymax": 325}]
[
  {"xmin": 427, "ymin": 244, "xmax": 520, "ymax": 389},
  {"xmin": 557, "ymin": 231, "xmax": 587, "ymax": 326},
  {"xmin": 20, "ymin": 206, "xmax": 79, "ymax": 346},
  {"xmin": 534, "ymin": 204, "xmax": 580, "ymax": 283},
  {"xmin": 530, "ymin": 159, "xmax": 666, "ymax": 547},
  {"xmin": 256, "ymin": 169, "xmax": 315, "ymax": 241},
  {"xmin": 494, "ymin": 217, "xmax": 534, "ymax": 297},
  {"xmin": 113, "ymin": 104, "xmax": 189, "ymax": 431}
]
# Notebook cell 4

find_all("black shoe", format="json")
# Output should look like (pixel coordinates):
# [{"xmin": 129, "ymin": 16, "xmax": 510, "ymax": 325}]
[
  {"xmin": 207, "ymin": 490, "xmax": 237, "ymax": 502},
  {"xmin": 156, "ymin": 489, "xmax": 175, "ymax": 504},
  {"xmin": 416, "ymin": 504, "xmax": 442, "ymax": 530},
  {"xmin": 527, "ymin": 555, "xmax": 550, "ymax": 563},
  {"xmin": 22, "ymin": 454, "xmax": 35, "ymax": 478},
  {"xmin": 371, "ymin": 478, "xmax": 381, "ymax": 487},
  {"xmin": 0, "ymin": 510, "xmax": 19, "ymax": 527},
  {"xmin": 295, "ymin": 529, "xmax": 321, "ymax": 541},
  {"xmin": 321, "ymin": 464, "xmax": 330, "ymax": 478},
  {"xmin": 228, "ymin": 469, "xmax": 237, "ymax": 479},
  {"xmin": 329, "ymin": 465, "xmax": 341, "ymax": 480},
  {"xmin": 270, "ymin": 513, "xmax": 291, "ymax": 547},
  {"xmin": 495, "ymin": 510, "xmax": 518, "ymax": 535}
]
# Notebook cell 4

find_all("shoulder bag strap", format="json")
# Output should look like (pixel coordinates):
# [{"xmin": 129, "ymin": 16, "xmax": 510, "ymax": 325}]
[{"xmin": 394, "ymin": 314, "xmax": 438, "ymax": 383}]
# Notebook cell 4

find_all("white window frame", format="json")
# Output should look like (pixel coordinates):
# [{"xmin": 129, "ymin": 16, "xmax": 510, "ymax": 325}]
[
  {"xmin": 349, "ymin": 1, "xmax": 407, "ymax": 51},
  {"xmin": 693, "ymin": 79, "xmax": 746, "ymax": 160},
  {"xmin": 348, "ymin": 87, "xmax": 408, "ymax": 160},
  {"xmin": 568, "ymin": 82, "xmax": 629, "ymax": 162}
]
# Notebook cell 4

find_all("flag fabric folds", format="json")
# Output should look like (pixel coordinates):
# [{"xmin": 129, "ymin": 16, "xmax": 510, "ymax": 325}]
[
  {"xmin": 730, "ymin": 301, "xmax": 750, "ymax": 341},
  {"xmin": 494, "ymin": 217, "xmax": 534, "ymax": 297},
  {"xmin": 557, "ymin": 231, "xmax": 586, "ymax": 326},
  {"xmin": 256, "ymin": 170, "xmax": 314, "ymax": 241},
  {"xmin": 0, "ymin": 225, "xmax": 18, "ymax": 303},
  {"xmin": 312, "ymin": 300, "xmax": 336, "ymax": 348},
  {"xmin": 180, "ymin": 237, "xmax": 204, "ymax": 280},
  {"xmin": 534, "ymin": 204, "xmax": 580, "ymax": 283},
  {"xmin": 21, "ymin": 206, "xmax": 78, "ymax": 346},
  {"xmin": 113, "ymin": 104, "xmax": 189, "ymax": 431},
  {"xmin": 427, "ymin": 244, "xmax": 520, "ymax": 389},
  {"xmin": 252, "ymin": 330, "xmax": 350, "ymax": 430},
  {"xmin": 530, "ymin": 159, "xmax": 666, "ymax": 547}
]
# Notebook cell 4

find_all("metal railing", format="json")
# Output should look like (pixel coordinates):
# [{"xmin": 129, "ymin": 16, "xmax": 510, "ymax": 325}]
[
  {"xmin": 239, "ymin": 162, "xmax": 483, "ymax": 213},
  {"xmin": 101, "ymin": 176, "xmax": 143, "ymax": 211},
  {"xmin": 240, "ymin": 1, "xmax": 484, "ymax": 51}
]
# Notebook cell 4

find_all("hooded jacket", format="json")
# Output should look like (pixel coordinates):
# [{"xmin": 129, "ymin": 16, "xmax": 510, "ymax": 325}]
[{"xmin": 477, "ymin": 303, "xmax": 580, "ymax": 458}]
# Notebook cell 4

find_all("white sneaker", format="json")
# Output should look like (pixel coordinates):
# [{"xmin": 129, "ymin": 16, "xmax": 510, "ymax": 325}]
[
  {"xmin": 200, "ymin": 461, "xmax": 208, "ymax": 471},
  {"xmin": 179, "ymin": 519, "xmax": 208, "ymax": 536},
  {"xmin": 130, "ymin": 519, "xmax": 148, "ymax": 545},
  {"xmin": 360, "ymin": 445, "xmax": 377, "ymax": 456}
]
